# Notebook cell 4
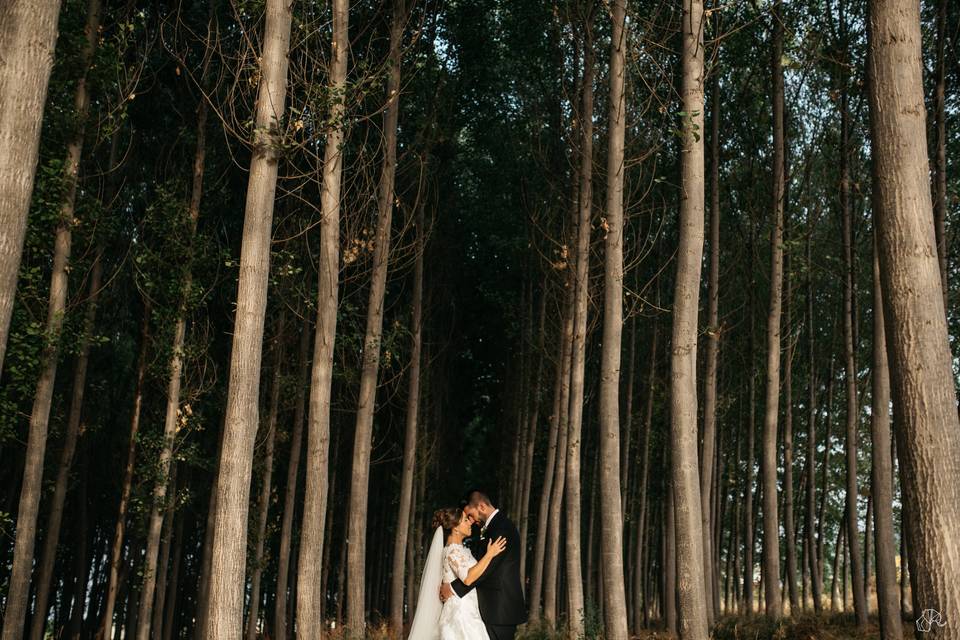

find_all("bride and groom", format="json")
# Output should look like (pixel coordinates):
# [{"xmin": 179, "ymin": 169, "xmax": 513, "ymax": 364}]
[{"xmin": 407, "ymin": 490, "xmax": 527, "ymax": 640}]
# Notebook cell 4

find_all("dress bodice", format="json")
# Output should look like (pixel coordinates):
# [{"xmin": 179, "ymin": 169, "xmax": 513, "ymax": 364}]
[{"xmin": 442, "ymin": 543, "xmax": 476, "ymax": 584}]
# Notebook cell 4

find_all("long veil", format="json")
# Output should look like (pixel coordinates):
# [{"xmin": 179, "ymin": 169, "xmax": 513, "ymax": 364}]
[{"xmin": 407, "ymin": 526, "xmax": 444, "ymax": 640}]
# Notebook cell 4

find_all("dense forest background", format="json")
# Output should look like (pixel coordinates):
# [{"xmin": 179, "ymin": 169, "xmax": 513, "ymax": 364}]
[{"xmin": 0, "ymin": 0, "xmax": 958, "ymax": 639}]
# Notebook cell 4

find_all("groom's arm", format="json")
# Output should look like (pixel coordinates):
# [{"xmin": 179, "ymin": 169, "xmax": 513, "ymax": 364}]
[{"xmin": 450, "ymin": 524, "xmax": 515, "ymax": 597}]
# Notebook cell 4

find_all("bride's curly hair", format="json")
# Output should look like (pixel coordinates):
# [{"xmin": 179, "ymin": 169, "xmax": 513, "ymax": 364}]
[{"xmin": 431, "ymin": 506, "xmax": 462, "ymax": 536}]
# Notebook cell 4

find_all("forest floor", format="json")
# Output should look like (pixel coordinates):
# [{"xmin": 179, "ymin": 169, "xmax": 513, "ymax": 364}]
[{"xmin": 513, "ymin": 613, "xmax": 908, "ymax": 640}]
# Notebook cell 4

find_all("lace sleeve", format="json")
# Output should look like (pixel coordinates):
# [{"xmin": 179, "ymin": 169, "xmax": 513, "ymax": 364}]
[{"xmin": 446, "ymin": 546, "xmax": 471, "ymax": 582}]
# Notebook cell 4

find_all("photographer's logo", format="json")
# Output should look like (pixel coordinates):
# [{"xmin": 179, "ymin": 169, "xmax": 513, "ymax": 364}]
[{"xmin": 917, "ymin": 609, "xmax": 946, "ymax": 633}]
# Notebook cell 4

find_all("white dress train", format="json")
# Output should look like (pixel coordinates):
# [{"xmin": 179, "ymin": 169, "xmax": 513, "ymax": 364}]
[{"xmin": 438, "ymin": 544, "xmax": 489, "ymax": 640}]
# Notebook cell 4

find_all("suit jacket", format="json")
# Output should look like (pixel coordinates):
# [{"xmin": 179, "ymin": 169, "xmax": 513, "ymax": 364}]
[{"xmin": 451, "ymin": 512, "xmax": 527, "ymax": 626}]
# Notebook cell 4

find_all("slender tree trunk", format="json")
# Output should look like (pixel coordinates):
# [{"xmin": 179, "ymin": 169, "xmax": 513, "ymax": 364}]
[
  {"xmin": 245, "ymin": 336, "xmax": 281, "ymax": 640},
  {"xmin": 29, "ymin": 251, "xmax": 103, "ymax": 640},
  {"xmin": 151, "ymin": 467, "xmax": 179, "ymax": 640},
  {"xmin": 598, "ymin": 2, "xmax": 630, "ymax": 637},
  {"xmin": 867, "ymin": 0, "xmax": 960, "ymax": 629},
  {"xmin": 0, "ymin": 0, "xmax": 64, "ymax": 373},
  {"xmin": 203, "ymin": 0, "xmax": 294, "ymax": 635},
  {"xmin": 346, "ymin": 6, "xmax": 403, "ymax": 632},
  {"xmin": 529, "ymin": 305, "xmax": 566, "ymax": 621},
  {"xmin": 297, "ymin": 0, "xmax": 348, "ymax": 635},
  {"xmin": 274, "ymin": 314, "xmax": 310, "ymax": 640},
  {"xmin": 634, "ymin": 322, "xmax": 657, "ymax": 631},
  {"xmin": 744, "ymin": 241, "xmax": 757, "ymax": 614},
  {"xmin": 564, "ymin": 19, "xmax": 593, "ymax": 635},
  {"xmin": 933, "ymin": 0, "xmax": 948, "ymax": 309},
  {"xmin": 519, "ymin": 287, "xmax": 547, "ymax": 587},
  {"xmin": 671, "ymin": 1, "xmax": 710, "ymax": 637},
  {"xmin": 864, "ymin": 495, "xmax": 873, "ymax": 603},
  {"xmin": 98, "ymin": 310, "xmax": 149, "ymax": 639},
  {"xmin": 162, "ymin": 497, "xmax": 185, "ymax": 640},
  {"xmin": 805, "ymin": 234, "xmax": 822, "ymax": 613},
  {"xmin": 759, "ymin": 0, "xmax": 786, "ymax": 618},
  {"xmin": 2, "ymin": 2, "xmax": 102, "ymax": 637},
  {"xmin": 783, "ymin": 259, "xmax": 798, "ymax": 614},
  {"xmin": 390, "ymin": 190, "xmax": 425, "ymax": 634},
  {"xmin": 664, "ymin": 483, "xmax": 677, "ymax": 635},
  {"xmin": 831, "ymin": 517, "xmax": 844, "ymax": 612},
  {"xmin": 67, "ymin": 451, "xmax": 89, "ymax": 640},
  {"xmin": 544, "ymin": 297, "xmax": 572, "ymax": 626},
  {"xmin": 697, "ymin": 70, "xmax": 722, "ymax": 631}
]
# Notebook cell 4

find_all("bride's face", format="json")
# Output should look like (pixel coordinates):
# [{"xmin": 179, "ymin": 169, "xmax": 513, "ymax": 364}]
[{"xmin": 456, "ymin": 512, "xmax": 472, "ymax": 536}]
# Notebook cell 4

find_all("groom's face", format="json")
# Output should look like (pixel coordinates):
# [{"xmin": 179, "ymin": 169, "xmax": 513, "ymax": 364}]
[{"xmin": 464, "ymin": 504, "xmax": 483, "ymax": 526}]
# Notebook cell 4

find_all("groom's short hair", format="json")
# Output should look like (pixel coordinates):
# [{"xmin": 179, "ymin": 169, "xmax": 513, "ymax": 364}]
[{"xmin": 463, "ymin": 489, "xmax": 493, "ymax": 508}]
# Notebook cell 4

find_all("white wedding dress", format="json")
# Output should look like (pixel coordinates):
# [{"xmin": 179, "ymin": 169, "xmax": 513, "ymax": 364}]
[
  {"xmin": 438, "ymin": 544, "xmax": 489, "ymax": 640},
  {"xmin": 406, "ymin": 528, "xmax": 489, "ymax": 640}
]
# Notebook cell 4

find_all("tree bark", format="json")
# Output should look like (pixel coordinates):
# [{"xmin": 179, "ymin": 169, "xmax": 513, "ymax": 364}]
[
  {"xmin": 634, "ymin": 321, "xmax": 657, "ymax": 631},
  {"xmin": 544, "ymin": 284, "xmax": 574, "ymax": 626},
  {"xmin": 245, "ymin": 333, "xmax": 282, "ymax": 640},
  {"xmin": 670, "ymin": 2, "xmax": 710, "ymax": 637},
  {"xmin": 564, "ymin": 17, "xmax": 593, "ymax": 634},
  {"xmin": 697, "ymin": 69, "xmax": 722, "ymax": 630},
  {"xmin": 760, "ymin": 0, "xmax": 786, "ymax": 618},
  {"xmin": 274, "ymin": 313, "xmax": 310, "ymax": 640},
  {"xmin": 528, "ymin": 298, "xmax": 566, "ymax": 621},
  {"xmin": 28, "ymin": 250, "xmax": 103, "ymax": 640},
  {"xmin": 783, "ymin": 253, "xmax": 798, "ymax": 614},
  {"xmin": 296, "ymin": 0, "xmax": 348, "ymax": 635},
  {"xmin": 519, "ymin": 287, "xmax": 547, "ymax": 587},
  {"xmin": 805, "ymin": 233, "xmax": 822, "ymax": 613},
  {"xmin": 867, "ymin": 0, "xmax": 960, "ymax": 630},
  {"xmin": 390, "ymin": 188, "xmax": 426, "ymax": 635},
  {"xmin": 151, "ymin": 466, "xmax": 179, "ymax": 640},
  {"xmin": 598, "ymin": 2, "xmax": 630, "ymax": 637},
  {"xmin": 346, "ymin": 5, "xmax": 403, "ymax": 632},
  {"xmin": 202, "ymin": 0, "xmax": 293, "ymax": 635},
  {"xmin": 1, "ymin": 2, "xmax": 101, "ymax": 637},
  {"xmin": 0, "ymin": 0, "xmax": 64, "ymax": 374}
]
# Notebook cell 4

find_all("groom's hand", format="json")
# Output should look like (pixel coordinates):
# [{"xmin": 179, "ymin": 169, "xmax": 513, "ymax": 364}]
[{"xmin": 439, "ymin": 582, "xmax": 453, "ymax": 603}]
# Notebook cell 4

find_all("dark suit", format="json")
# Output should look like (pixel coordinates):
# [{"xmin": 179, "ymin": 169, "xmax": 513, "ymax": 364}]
[{"xmin": 451, "ymin": 511, "xmax": 526, "ymax": 640}]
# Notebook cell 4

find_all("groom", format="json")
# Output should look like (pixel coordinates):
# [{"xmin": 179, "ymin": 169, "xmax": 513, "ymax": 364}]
[{"xmin": 440, "ymin": 489, "xmax": 527, "ymax": 640}]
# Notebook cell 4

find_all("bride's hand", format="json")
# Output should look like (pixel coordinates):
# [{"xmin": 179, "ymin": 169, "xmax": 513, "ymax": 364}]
[{"xmin": 486, "ymin": 536, "xmax": 507, "ymax": 558}]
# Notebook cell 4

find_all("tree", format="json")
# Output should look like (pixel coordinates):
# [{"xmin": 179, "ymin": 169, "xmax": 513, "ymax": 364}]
[
  {"xmin": 345, "ymin": 2, "xmax": 405, "ymax": 632},
  {"xmin": 669, "ymin": 0, "xmax": 710, "ymax": 636},
  {"xmin": 2, "ymin": 2, "xmax": 102, "ymax": 637},
  {"xmin": 0, "ymin": 0, "xmax": 63, "ymax": 375},
  {"xmin": 598, "ymin": 1, "xmax": 630, "ymax": 637},
  {"xmin": 760, "ymin": 0, "xmax": 785, "ymax": 618},
  {"xmin": 296, "ymin": 0, "xmax": 349, "ymax": 634},
  {"xmin": 201, "ymin": 0, "xmax": 294, "ymax": 635},
  {"xmin": 867, "ymin": 0, "xmax": 960, "ymax": 630}
]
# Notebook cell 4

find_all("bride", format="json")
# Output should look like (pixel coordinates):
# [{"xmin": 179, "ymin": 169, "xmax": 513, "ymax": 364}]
[{"xmin": 407, "ymin": 506, "xmax": 507, "ymax": 640}]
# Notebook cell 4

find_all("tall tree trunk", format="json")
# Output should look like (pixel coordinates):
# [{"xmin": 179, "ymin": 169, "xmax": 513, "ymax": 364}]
[
  {"xmin": 564, "ymin": 19, "xmax": 593, "ymax": 635},
  {"xmin": 202, "ymin": 0, "xmax": 293, "ymax": 635},
  {"xmin": 805, "ymin": 233, "xmax": 822, "ymax": 613},
  {"xmin": 700, "ymin": 71, "xmax": 721, "ymax": 629},
  {"xmin": 528, "ymin": 302, "xmax": 566, "ymax": 621},
  {"xmin": 519, "ymin": 287, "xmax": 547, "ymax": 586},
  {"xmin": 67, "ymin": 451, "xmax": 89, "ymax": 640},
  {"xmin": 760, "ymin": 0, "xmax": 785, "ymax": 618},
  {"xmin": 634, "ymin": 322, "xmax": 657, "ymax": 631},
  {"xmin": 838, "ymin": 8, "xmax": 867, "ymax": 624},
  {"xmin": 274, "ymin": 313, "xmax": 310, "ymax": 640},
  {"xmin": 664, "ymin": 483, "xmax": 677, "ymax": 635},
  {"xmin": 98, "ymin": 310, "xmax": 150, "ymax": 639},
  {"xmin": 345, "ymin": 5, "xmax": 403, "ymax": 632},
  {"xmin": 670, "ymin": 1, "xmax": 710, "ymax": 637},
  {"xmin": 136, "ymin": 79, "xmax": 210, "ymax": 640},
  {"xmin": 783, "ymin": 256, "xmax": 798, "ymax": 613},
  {"xmin": 831, "ymin": 515, "xmax": 844, "ymax": 612},
  {"xmin": 151, "ymin": 467, "xmax": 179, "ymax": 640},
  {"xmin": 296, "ymin": 0, "xmax": 348, "ymax": 635},
  {"xmin": 599, "ymin": 2, "xmax": 630, "ymax": 637},
  {"xmin": 867, "ymin": 0, "xmax": 960, "ymax": 629},
  {"xmin": 0, "ymin": 0, "xmax": 63, "ymax": 373},
  {"xmin": 744, "ymin": 235, "xmax": 757, "ymax": 614},
  {"xmin": 933, "ymin": 0, "xmax": 948, "ymax": 309},
  {"xmin": 390, "ymin": 191, "xmax": 425, "ymax": 634},
  {"xmin": 543, "ymin": 299, "xmax": 572, "ymax": 626},
  {"xmin": 28, "ymin": 251, "xmax": 103, "ymax": 640},
  {"xmin": 161, "ymin": 494, "xmax": 185, "ymax": 640},
  {"xmin": 1, "ymin": 2, "xmax": 102, "ymax": 637},
  {"xmin": 245, "ymin": 335, "xmax": 282, "ymax": 640}
]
